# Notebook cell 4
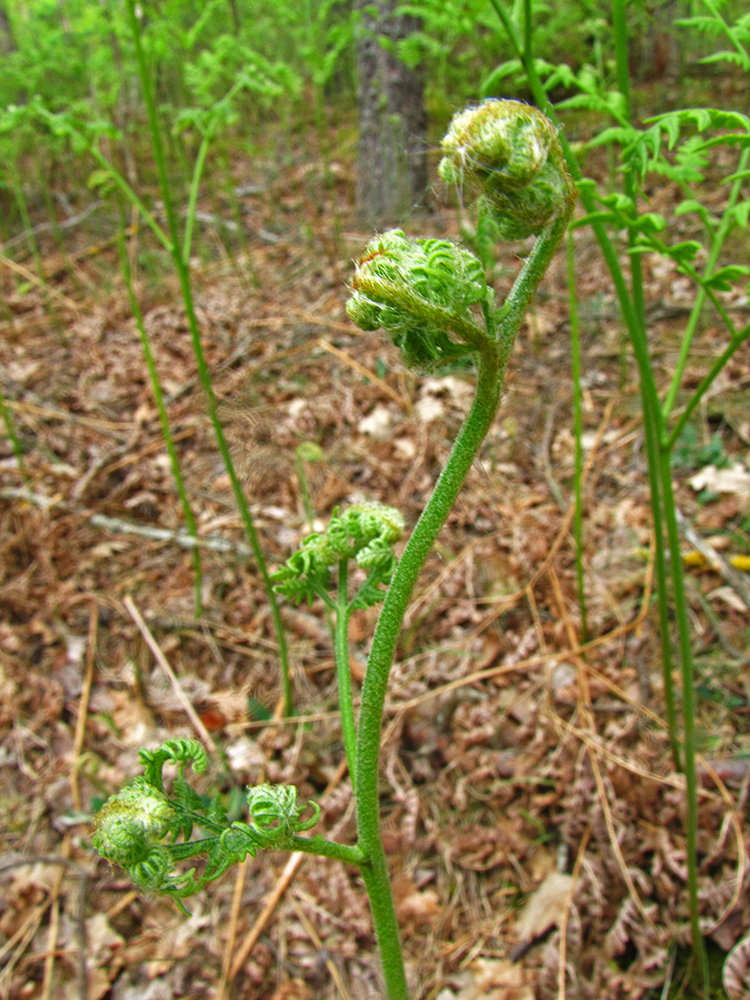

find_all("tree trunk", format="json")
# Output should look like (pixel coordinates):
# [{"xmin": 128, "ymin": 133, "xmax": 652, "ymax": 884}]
[
  {"xmin": 0, "ymin": 0, "xmax": 16, "ymax": 54},
  {"xmin": 355, "ymin": 0, "xmax": 427, "ymax": 226}
]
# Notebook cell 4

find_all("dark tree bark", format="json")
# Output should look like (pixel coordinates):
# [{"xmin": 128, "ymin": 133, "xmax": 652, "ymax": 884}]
[
  {"xmin": 226, "ymin": 0, "xmax": 240, "ymax": 35},
  {"xmin": 355, "ymin": 0, "xmax": 428, "ymax": 226},
  {"xmin": 628, "ymin": 0, "xmax": 683, "ymax": 82},
  {"xmin": 0, "ymin": 0, "xmax": 16, "ymax": 54}
]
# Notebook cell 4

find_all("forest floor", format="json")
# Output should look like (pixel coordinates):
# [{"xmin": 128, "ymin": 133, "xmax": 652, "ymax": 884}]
[{"xmin": 1, "ymin": 113, "xmax": 750, "ymax": 1000}]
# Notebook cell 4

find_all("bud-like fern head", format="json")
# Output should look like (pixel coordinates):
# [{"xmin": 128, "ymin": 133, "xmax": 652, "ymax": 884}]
[
  {"xmin": 92, "ymin": 739, "xmax": 322, "ymax": 906},
  {"xmin": 439, "ymin": 99, "xmax": 574, "ymax": 240},
  {"xmin": 92, "ymin": 777, "xmax": 176, "ymax": 867},
  {"xmin": 347, "ymin": 229, "xmax": 491, "ymax": 370},
  {"xmin": 247, "ymin": 783, "xmax": 320, "ymax": 838},
  {"xmin": 274, "ymin": 501, "xmax": 404, "ymax": 608}
]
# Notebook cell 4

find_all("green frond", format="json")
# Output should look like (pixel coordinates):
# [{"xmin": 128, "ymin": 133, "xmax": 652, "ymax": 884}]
[
  {"xmin": 140, "ymin": 737, "xmax": 208, "ymax": 790},
  {"xmin": 273, "ymin": 502, "xmax": 404, "ymax": 607}
]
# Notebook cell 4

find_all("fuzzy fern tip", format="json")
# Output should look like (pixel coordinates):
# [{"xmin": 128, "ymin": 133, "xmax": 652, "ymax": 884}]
[{"xmin": 439, "ymin": 98, "xmax": 574, "ymax": 240}]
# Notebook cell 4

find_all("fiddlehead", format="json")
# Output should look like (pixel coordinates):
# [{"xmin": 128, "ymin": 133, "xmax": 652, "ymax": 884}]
[
  {"xmin": 92, "ymin": 777, "xmax": 176, "ymax": 868},
  {"xmin": 346, "ymin": 229, "xmax": 492, "ymax": 370},
  {"xmin": 439, "ymin": 98, "xmax": 575, "ymax": 240},
  {"xmin": 273, "ymin": 501, "xmax": 404, "ymax": 609},
  {"xmin": 91, "ymin": 740, "xmax": 328, "ymax": 908}
]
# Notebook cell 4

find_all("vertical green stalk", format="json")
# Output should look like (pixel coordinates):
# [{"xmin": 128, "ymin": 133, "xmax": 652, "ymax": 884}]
[
  {"xmin": 354, "ymin": 209, "xmax": 571, "ymax": 1000},
  {"xmin": 662, "ymin": 145, "xmax": 750, "ymax": 418},
  {"xmin": 124, "ymin": 0, "xmax": 293, "ymax": 715},
  {"xmin": 610, "ymin": 0, "xmax": 682, "ymax": 772},
  {"xmin": 0, "ymin": 390, "xmax": 25, "ymax": 475},
  {"xmin": 491, "ymin": 0, "xmax": 707, "ymax": 982},
  {"xmin": 667, "ymin": 321, "xmax": 750, "ymax": 452},
  {"xmin": 294, "ymin": 449, "xmax": 316, "ymax": 530},
  {"xmin": 183, "ymin": 130, "xmax": 213, "ymax": 266},
  {"xmin": 567, "ymin": 231, "xmax": 588, "ymax": 640},
  {"xmin": 117, "ymin": 229, "xmax": 204, "ymax": 617},
  {"xmin": 8, "ymin": 159, "xmax": 64, "ymax": 342},
  {"xmin": 657, "ymin": 446, "xmax": 705, "ymax": 990},
  {"xmin": 335, "ymin": 560, "xmax": 357, "ymax": 790},
  {"xmin": 356, "ymin": 350, "xmax": 501, "ymax": 1000},
  {"xmin": 612, "ymin": 1, "xmax": 705, "ymax": 981}
]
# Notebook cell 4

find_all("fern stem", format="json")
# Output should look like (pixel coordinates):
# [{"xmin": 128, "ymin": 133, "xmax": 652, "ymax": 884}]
[{"xmin": 124, "ymin": 0, "xmax": 293, "ymax": 712}]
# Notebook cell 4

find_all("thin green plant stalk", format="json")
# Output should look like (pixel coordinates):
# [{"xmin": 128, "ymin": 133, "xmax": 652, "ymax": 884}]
[
  {"xmin": 334, "ymin": 559, "xmax": 357, "ymax": 790},
  {"xmin": 7, "ymin": 159, "xmax": 65, "ymax": 343},
  {"xmin": 355, "ymin": 206, "xmax": 572, "ymax": 1000},
  {"xmin": 294, "ymin": 450, "xmax": 316, "ymax": 530},
  {"xmin": 662, "ymin": 145, "xmax": 750, "ymax": 418},
  {"xmin": 355, "ymin": 348, "xmax": 503, "ymax": 1000},
  {"xmin": 491, "ymin": 0, "xmax": 707, "ymax": 981},
  {"xmin": 183, "ymin": 130, "xmax": 213, "ymax": 265},
  {"xmin": 117, "ymin": 228, "xmax": 204, "ymax": 617},
  {"xmin": 124, "ymin": 0, "xmax": 294, "ymax": 715},
  {"xmin": 36, "ymin": 164, "xmax": 85, "ymax": 297},
  {"xmin": 612, "ymin": 2, "xmax": 705, "ymax": 982},
  {"xmin": 0, "ymin": 389, "xmax": 26, "ymax": 475},
  {"xmin": 608, "ymin": 0, "xmax": 683, "ymax": 772},
  {"xmin": 667, "ymin": 320, "xmax": 750, "ymax": 452},
  {"xmin": 700, "ymin": 0, "xmax": 749, "ymax": 61},
  {"xmin": 84, "ymin": 142, "xmax": 172, "ymax": 253},
  {"xmin": 566, "ymin": 230, "xmax": 588, "ymax": 641},
  {"xmin": 656, "ymin": 445, "xmax": 706, "ymax": 993},
  {"xmin": 8, "ymin": 160, "xmax": 44, "ymax": 278}
]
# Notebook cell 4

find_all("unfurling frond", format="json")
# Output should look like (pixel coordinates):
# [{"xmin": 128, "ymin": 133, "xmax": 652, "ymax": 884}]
[
  {"xmin": 346, "ymin": 229, "xmax": 491, "ymax": 370},
  {"xmin": 91, "ymin": 739, "xmax": 321, "ymax": 907},
  {"xmin": 273, "ymin": 501, "xmax": 404, "ymax": 608},
  {"xmin": 439, "ymin": 98, "xmax": 574, "ymax": 240}
]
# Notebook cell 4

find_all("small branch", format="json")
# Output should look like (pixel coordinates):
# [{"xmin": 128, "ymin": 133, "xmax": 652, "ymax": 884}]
[
  {"xmin": 0, "ymin": 200, "xmax": 105, "ymax": 253},
  {"xmin": 1, "ymin": 489, "xmax": 256, "ymax": 558},
  {"xmin": 676, "ymin": 509, "xmax": 750, "ymax": 610},
  {"xmin": 123, "ymin": 595, "xmax": 220, "ymax": 755}
]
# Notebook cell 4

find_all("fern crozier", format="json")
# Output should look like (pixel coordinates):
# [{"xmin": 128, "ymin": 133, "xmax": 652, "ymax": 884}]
[
  {"xmin": 347, "ymin": 229, "xmax": 491, "ymax": 370},
  {"xmin": 439, "ymin": 98, "xmax": 574, "ymax": 240}
]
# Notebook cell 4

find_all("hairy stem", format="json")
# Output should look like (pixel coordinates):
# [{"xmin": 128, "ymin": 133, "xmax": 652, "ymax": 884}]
[
  {"xmin": 354, "ymin": 202, "xmax": 571, "ymax": 999},
  {"xmin": 288, "ymin": 835, "xmax": 365, "ymax": 866},
  {"xmin": 335, "ymin": 559, "xmax": 358, "ymax": 790}
]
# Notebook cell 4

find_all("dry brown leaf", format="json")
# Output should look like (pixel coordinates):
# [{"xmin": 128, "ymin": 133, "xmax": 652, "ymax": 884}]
[
  {"xmin": 514, "ymin": 872, "xmax": 573, "ymax": 945},
  {"xmin": 724, "ymin": 931, "xmax": 750, "ymax": 1000},
  {"xmin": 84, "ymin": 912, "xmax": 125, "ymax": 998},
  {"xmin": 267, "ymin": 981, "xmax": 313, "ymax": 1000},
  {"xmin": 108, "ymin": 688, "xmax": 157, "ymax": 745},
  {"xmin": 392, "ymin": 872, "xmax": 441, "ymax": 928},
  {"xmin": 445, "ymin": 958, "xmax": 535, "ymax": 1000},
  {"xmin": 690, "ymin": 462, "xmax": 750, "ymax": 498}
]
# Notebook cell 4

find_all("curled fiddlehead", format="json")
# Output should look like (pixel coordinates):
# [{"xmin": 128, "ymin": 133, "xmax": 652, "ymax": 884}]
[
  {"xmin": 346, "ymin": 229, "xmax": 492, "ymax": 370},
  {"xmin": 438, "ymin": 98, "xmax": 575, "ymax": 240},
  {"xmin": 92, "ymin": 739, "xmax": 323, "ymax": 908},
  {"xmin": 92, "ymin": 777, "xmax": 176, "ymax": 868},
  {"xmin": 273, "ymin": 501, "xmax": 405, "ymax": 609}
]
